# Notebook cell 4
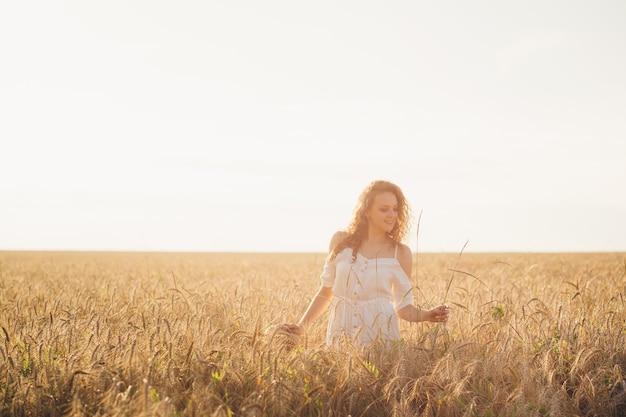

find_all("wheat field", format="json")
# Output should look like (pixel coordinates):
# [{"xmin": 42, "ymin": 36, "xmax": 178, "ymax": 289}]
[{"xmin": 0, "ymin": 250, "xmax": 624, "ymax": 416}]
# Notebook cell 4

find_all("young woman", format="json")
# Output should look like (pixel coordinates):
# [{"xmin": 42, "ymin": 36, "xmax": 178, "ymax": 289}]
[{"xmin": 279, "ymin": 180, "xmax": 450, "ymax": 346}]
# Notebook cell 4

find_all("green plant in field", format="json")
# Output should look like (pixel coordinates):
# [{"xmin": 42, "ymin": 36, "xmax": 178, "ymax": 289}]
[
  {"xmin": 21, "ymin": 355, "xmax": 31, "ymax": 377},
  {"xmin": 531, "ymin": 340, "xmax": 544, "ymax": 355},
  {"xmin": 149, "ymin": 387, "xmax": 160, "ymax": 403},
  {"xmin": 41, "ymin": 346, "xmax": 66, "ymax": 364},
  {"xmin": 363, "ymin": 359, "xmax": 380, "ymax": 379},
  {"xmin": 16, "ymin": 341, "xmax": 32, "ymax": 377},
  {"xmin": 527, "ymin": 401, "xmax": 549, "ymax": 415},
  {"xmin": 212, "ymin": 367, "xmax": 226, "ymax": 384},
  {"xmin": 491, "ymin": 305, "xmax": 505, "ymax": 320}
]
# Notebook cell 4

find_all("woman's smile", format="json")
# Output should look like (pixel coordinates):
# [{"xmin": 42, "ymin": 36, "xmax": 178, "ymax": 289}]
[{"xmin": 367, "ymin": 191, "xmax": 399, "ymax": 233}]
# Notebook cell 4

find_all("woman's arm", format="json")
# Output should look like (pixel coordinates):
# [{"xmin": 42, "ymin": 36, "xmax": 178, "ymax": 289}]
[
  {"xmin": 277, "ymin": 231, "xmax": 345, "ymax": 336},
  {"xmin": 284, "ymin": 285, "xmax": 333, "ymax": 335},
  {"xmin": 397, "ymin": 304, "xmax": 450, "ymax": 323},
  {"xmin": 395, "ymin": 243, "xmax": 451, "ymax": 323}
]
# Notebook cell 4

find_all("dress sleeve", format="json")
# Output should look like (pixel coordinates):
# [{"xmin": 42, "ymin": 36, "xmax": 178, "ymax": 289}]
[
  {"xmin": 392, "ymin": 266, "xmax": 414, "ymax": 311},
  {"xmin": 319, "ymin": 256, "xmax": 336, "ymax": 288}
]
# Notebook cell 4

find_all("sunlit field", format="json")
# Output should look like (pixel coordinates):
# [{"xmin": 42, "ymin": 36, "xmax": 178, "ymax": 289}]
[{"xmin": 1, "ymin": 251, "xmax": 625, "ymax": 416}]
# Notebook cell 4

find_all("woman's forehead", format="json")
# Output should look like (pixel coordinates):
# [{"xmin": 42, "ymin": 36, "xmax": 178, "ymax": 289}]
[{"xmin": 371, "ymin": 191, "xmax": 398, "ymax": 206}]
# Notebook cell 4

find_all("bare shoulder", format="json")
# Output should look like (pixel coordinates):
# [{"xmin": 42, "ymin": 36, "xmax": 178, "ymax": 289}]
[
  {"xmin": 396, "ymin": 243, "xmax": 413, "ymax": 275},
  {"xmin": 396, "ymin": 242, "xmax": 413, "ymax": 259},
  {"xmin": 329, "ymin": 230, "xmax": 348, "ymax": 251}
]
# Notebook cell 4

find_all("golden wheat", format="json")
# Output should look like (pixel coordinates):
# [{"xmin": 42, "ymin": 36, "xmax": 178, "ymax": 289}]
[{"xmin": 0, "ymin": 251, "xmax": 624, "ymax": 416}]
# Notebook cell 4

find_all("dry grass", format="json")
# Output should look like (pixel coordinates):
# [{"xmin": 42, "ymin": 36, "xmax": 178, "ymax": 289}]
[{"xmin": 0, "ymin": 250, "xmax": 625, "ymax": 416}]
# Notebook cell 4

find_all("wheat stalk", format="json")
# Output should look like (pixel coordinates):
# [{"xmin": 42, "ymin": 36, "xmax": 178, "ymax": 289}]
[{"xmin": 443, "ymin": 239, "xmax": 469, "ymax": 304}]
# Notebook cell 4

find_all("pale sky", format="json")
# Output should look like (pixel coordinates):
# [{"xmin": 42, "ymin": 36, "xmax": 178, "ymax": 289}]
[{"xmin": 1, "ymin": 1, "xmax": 625, "ymax": 253}]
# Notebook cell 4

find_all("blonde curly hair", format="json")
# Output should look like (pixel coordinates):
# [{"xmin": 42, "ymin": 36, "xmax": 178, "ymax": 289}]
[{"xmin": 330, "ymin": 180, "xmax": 412, "ymax": 261}]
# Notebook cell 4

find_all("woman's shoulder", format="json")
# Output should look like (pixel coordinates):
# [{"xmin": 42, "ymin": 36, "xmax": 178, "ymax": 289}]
[
  {"xmin": 329, "ymin": 230, "xmax": 349, "ymax": 249},
  {"xmin": 395, "ymin": 242, "xmax": 413, "ymax": 265},
  {"xmin": 395, "ymin": 242, "xmax": 412, "ymax": 255}
]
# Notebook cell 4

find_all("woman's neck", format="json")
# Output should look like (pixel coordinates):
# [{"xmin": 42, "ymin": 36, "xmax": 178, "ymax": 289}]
[{"xmin": 364, "ymin": 231, "xmax": 390, "ymax": 245}]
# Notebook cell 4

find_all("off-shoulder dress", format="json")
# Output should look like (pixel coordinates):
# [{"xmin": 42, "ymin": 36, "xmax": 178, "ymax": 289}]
[{"xmin": 320, "ymin": 245, "xmax": 414, "ymax": 346}]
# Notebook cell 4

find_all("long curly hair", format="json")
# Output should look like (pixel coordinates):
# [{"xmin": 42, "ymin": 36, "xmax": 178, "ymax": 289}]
[{"xmin": 330, "ymin": 180, "xmax": 412, "ymax": 261}]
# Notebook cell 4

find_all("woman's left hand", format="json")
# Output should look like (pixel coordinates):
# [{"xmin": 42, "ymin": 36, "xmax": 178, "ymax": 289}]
[{"xmin": 426, "ymin": 305, "xmax": 450, "ymax": 323}]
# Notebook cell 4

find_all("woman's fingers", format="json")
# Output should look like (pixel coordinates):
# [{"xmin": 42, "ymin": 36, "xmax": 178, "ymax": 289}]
[
  {"xmin": 285, "ymin": 324, "xmax": 304, "ymax": 335},
  {"xmin": 272, "ymin": 323, "xmax": 303, "ymax": 335},
  {"xmin": 434, "ymin": 305, "xmax": 450, "ymax": 322}
]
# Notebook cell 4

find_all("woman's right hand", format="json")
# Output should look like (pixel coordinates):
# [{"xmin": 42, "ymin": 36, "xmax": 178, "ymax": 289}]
[
  {"xmin": 266, "ymin": 322, "xmax": 304, "ymax": 336},
  {"xmin": 277, "ymin": 322, "xmax": 304, "ymax": 336}
]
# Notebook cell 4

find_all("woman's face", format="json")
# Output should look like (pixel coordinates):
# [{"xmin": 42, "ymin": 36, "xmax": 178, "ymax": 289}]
[{"xmin": 366, "ymin": 191, "xmax": 399, "ymax": 234}]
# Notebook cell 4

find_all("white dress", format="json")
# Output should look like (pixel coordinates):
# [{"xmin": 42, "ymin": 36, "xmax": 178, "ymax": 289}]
[{"xmin": 320, "ymin": 246, "xmax": 414, "ymax": 346}]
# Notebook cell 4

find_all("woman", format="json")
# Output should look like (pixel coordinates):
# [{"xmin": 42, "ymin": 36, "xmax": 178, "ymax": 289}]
[{"xmin": 279, "ymin": 180, "xmax": 450, "ymax": 346}]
